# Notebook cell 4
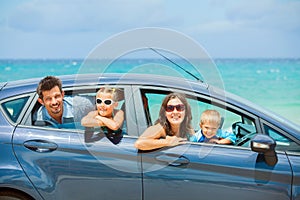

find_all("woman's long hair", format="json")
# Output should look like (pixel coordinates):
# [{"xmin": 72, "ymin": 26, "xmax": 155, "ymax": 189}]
[{"xmin": 156, "ymin": 93, "xmax": 193, "ymax": 138}]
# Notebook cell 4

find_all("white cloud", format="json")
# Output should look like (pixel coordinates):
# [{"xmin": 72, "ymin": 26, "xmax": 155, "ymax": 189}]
[
  {"xmin": 184, "ymin": 0, "xmax": 299, "ymax": 34},
  {"xmin": 5, "ymin": 0, "xmax": 176, "ymax": 33},
  {"xmin": 0, "ymin": 0, "xmax": 299, "ymax": 58},
  {"xmin": 225, "ymin": 0, "xmax": 300, "ymax": 32}
]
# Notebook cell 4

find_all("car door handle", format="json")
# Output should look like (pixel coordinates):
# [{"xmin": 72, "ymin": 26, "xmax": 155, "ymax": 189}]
[
  {"xmin": 156, "ymin": 154, "xmax": 189, "ymax": 167},
  {"xmin": 24, "ymin": 140, "xmax": 58, "ymax": 153}
]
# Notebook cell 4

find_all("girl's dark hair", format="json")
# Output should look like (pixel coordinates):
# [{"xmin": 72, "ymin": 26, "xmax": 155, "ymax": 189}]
[
  {"xmin": 37, "ymin": 76, "xmax": 63, "ymax": 99},
  {"xmin": 156, "ymin": 92, "xmax": 193, "ymax": 138}
]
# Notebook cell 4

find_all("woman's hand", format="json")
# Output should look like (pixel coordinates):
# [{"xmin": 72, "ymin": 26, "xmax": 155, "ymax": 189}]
[{"xmin": 165, "ymin": 135, "xmax": 187, "ymax": 147}]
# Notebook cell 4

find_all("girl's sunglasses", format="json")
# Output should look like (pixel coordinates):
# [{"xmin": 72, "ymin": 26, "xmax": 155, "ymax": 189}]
[
  {"xmin": 166, "ymin": 104, "xmax": 185, "ymax": 112},
  {"xmin": 96, "ymin": 98, "xmax": 114, "ymax": 105}
]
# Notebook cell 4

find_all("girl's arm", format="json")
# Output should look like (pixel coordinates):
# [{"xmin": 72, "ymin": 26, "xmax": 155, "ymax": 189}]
[
  {"xmin": 81, "ymin": 111, "xmax": 99, "ymax": 127},
  {"xmin": 96, "ymin": 109, "xmax": 124, "ymax": 131}
]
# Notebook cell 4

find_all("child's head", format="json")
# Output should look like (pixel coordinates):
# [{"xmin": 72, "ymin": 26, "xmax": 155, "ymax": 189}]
[
  {"xmin": 200, "ymin": 110, "xmax": 221, "ymax": 138},
  {"xmin": 96, "ymin": 87, "xmax": 118, "ymax": 117}
]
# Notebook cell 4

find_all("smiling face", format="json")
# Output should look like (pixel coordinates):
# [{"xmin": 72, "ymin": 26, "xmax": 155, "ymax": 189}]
[
  {"xmin": 200, "ymin": 121, "xmax": 219, "ymax": 138},
  {"xmin": 165, "ymin": 97, "xmax": 186, "ymax": 126},
  {"xmin": 96, "ymin": 92, "xmax": 117, "ymax": 117},
  {"xmin": 38, "ymin": 86, "xmax": 64, "ymax": 123},
  {"xmin": 199, "ymin": 110, "xmax": 221, "ymax": 139}
]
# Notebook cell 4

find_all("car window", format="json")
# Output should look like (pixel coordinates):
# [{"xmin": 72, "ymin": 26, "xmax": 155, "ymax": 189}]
[
  {"xmin": 188, "ymin": 96, "xmax": 257, "ymax": 147},
  {"xmin": 31, "ymin": 94, "xmax": 95, "ymax": 129},
  {"xmin": 1, "ymin": 96, "xmax": 30, "ymax": 123},
  {"xmin": 31, "ymin": 87, "xmax": 127, "ymax": 133},
  {"xmin": 140, "ymin": 89, "xmax": 257, "ymax": 147},
  {"xmin": 264, "ymin": 124, "xmax": 300, "ymax": 152},
  {"xmin": 187, "ymin": 97, "xmax": 242, "ymax": 132},
  {"xmin": 143, "ymin": 92, "xmax": 165, "ymax": 125}
]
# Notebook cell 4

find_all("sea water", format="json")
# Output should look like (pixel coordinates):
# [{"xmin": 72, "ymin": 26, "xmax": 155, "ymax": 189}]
[{"xmin": 0, "ymin": 58, "xmax": 299, "ymax": 125}]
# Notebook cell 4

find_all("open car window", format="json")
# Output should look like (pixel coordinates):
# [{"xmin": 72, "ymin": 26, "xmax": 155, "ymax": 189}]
[
  {"xmin": 30, "ymin": 86, "xmax": 126, "ymax": 132},
  {"xmin": 140, "ymin": 88, "xmax": 258, "ymax": 147}
]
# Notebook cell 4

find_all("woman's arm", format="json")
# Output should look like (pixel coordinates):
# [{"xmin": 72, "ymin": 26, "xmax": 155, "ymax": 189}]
[{"xmin": 134, "ymin": 124, "xmax": 185, "ymax": 150}]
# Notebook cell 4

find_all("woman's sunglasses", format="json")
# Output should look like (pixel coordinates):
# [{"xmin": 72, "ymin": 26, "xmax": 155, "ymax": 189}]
[
  {"xmin": 96, "ymin": 98, "xmax": 114, "ymax": 105},
  {"xmin": 166, "ymin": 104, "xmax": 185, "ymax": 112}
]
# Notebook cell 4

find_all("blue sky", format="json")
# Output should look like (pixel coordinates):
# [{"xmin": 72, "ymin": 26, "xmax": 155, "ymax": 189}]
[{"xmin": 0, "ymin": 0, "xmax": 299, "ymax": 59}]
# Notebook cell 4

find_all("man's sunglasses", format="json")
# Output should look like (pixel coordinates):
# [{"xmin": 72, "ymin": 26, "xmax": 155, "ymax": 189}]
[
  {"xmin": 96, "ymin": 98, "xmax": 114, "ymax": 105},
  {"xmin": 166, "ymin": 104, "xmax": 185, "ymax": 112}
]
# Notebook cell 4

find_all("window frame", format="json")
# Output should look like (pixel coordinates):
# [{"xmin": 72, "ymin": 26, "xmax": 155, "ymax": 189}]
[
  {"xmin": 0, "ymin": 93, "xmax": 36, "ymax": 125},
  {"xmin": 261, "ymin": 119, "xmax": 300, "ymax": 153},
  {"xmin": 19, "ymin": 85, "xmax": 139, "ymax": 136},
  {"xmin": 135, "ymin": 85, "xmax": 261, "ymax": 148}
]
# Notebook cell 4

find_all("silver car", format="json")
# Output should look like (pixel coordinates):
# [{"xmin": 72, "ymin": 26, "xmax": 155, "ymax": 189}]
[{"xmin": 0, "ymin": 71, "xmax": 299, "ymax": 200}]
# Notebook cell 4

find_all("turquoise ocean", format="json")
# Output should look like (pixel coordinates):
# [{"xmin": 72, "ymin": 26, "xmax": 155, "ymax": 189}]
[{"xmin": 0, "ymin": 58, "xmax": 299, "ymax": 125}]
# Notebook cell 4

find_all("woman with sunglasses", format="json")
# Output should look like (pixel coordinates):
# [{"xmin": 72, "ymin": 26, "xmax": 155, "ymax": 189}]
[
  {"xmin": 135, "ymin": 93, "xmax": 194, "ymax": 150},
  {"xmin": 81, "ymin": 87, "xmax": 124, "ymax": 132}
]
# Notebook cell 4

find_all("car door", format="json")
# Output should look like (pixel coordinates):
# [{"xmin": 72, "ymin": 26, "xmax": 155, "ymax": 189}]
[
  {"xmin": 135, "ymin": 87, "xmax": 293, "ymax": 200},
  {"xmin": 12, "ymin": 86, "xmax": 143, "ymax": 200},
  {"xmin": 139, "ymin": 143, "xmax": 292, "ymax": 200},
  {"xmin": 262, "ymin": 120, "xmax": 300, "ymax": 199}
]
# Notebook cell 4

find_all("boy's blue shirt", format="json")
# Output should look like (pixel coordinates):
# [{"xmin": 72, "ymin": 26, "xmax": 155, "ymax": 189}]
[{"xmin": 190, "ymin": 129, "xmax": 236, "ymax": 144}]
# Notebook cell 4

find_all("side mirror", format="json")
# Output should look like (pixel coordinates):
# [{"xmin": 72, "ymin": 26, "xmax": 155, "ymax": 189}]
[
  {"xmin": 251, "ymin": 134, "xmax": 277, "ymax": 166},
  {"xmin": 251, "ymin": 134, "xmax": 276, "ymax": 152}
]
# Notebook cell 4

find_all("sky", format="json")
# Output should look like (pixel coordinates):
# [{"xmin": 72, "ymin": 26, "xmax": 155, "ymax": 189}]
[{"xmin": 0, "ymin": 0, "xmax": 300, "ymax": 59}]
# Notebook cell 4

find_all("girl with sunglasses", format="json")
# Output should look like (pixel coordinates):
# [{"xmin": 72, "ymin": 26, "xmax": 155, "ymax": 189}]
[
  {"xmin": 135, "ymin": 93, "xmax": 194, "ymax": 150},
  {"xmin": 81, "ymin": 87, "xmax": 124, "ymax": 133}
]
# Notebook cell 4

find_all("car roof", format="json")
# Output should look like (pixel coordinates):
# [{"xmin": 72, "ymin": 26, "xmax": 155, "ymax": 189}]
[
  {"xmin": 0, "ymin": 73, "xmax": 208, "ymax": 98},
  {"xmin": 1, "ymin": 73, "xmax": 299, "ymax": 136}
]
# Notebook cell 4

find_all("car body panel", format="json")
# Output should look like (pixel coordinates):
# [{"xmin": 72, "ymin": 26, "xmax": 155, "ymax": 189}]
[
  {"xmin": 13, "ymin": 126, "xmax": 142, "ymax": 200},
  {"xmin": 0, "ymin": 146, "xmax": 41, "ymax": 200},
  {"xmin": 287, "ymin": 154, "xmax": 300, "ymax": 199},
  {"xmin": 0, "ymin": 115, "xmax": 43, "ymax": 199},
  {"xmin": 140, "ymin": 143, "xmax": 292, "ymax": 200}
]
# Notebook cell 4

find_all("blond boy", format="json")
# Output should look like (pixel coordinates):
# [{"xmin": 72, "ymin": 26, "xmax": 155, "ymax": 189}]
[{"xmin": 190, "ymin": 110, "xmax": 236, "ymax": 144}]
